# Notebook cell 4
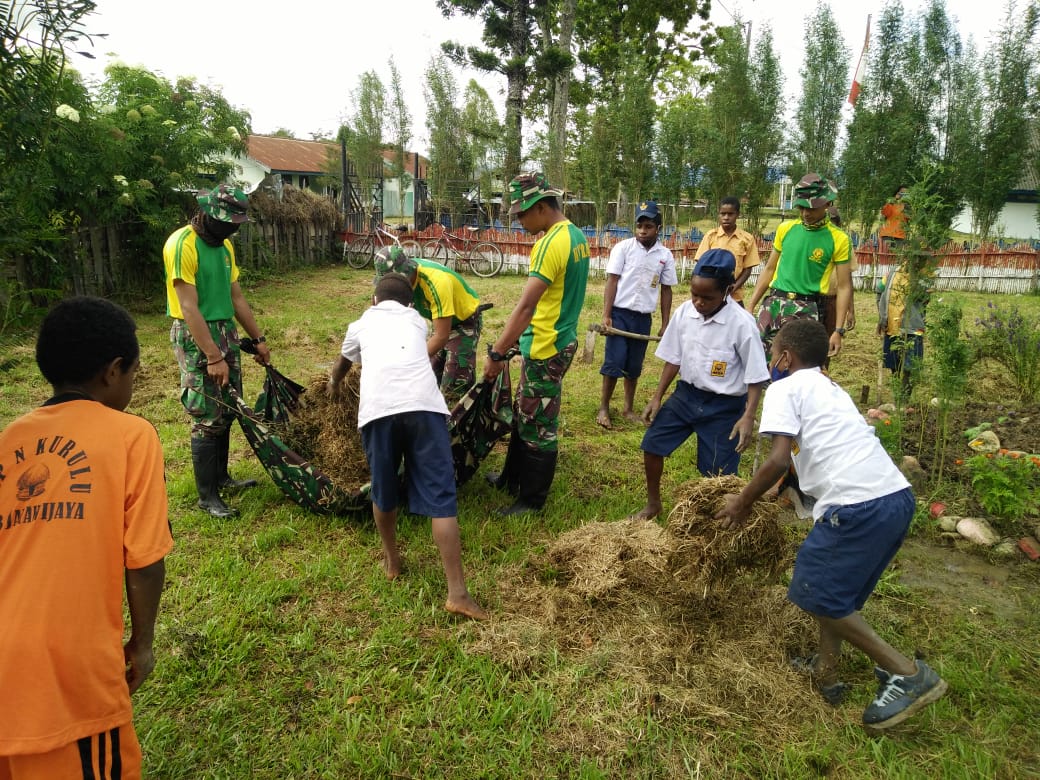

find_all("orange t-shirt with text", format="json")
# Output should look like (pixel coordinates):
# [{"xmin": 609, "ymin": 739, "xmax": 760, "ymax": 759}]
[{"xmin": 0, "ymin": 399, "xmax": 172, "ymax": 756}]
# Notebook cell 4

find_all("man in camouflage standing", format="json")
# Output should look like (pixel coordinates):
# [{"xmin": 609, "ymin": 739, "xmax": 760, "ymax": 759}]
[
  {"xmin": 483, "ymin": 172, "xmax": 589, "ymax": 515},
  {"xmin": 164, "ymin": 185, "xmax": 271, "ymax": 518}
]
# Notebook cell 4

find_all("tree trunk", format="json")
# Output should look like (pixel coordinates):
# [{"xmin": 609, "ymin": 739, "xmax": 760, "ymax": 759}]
[
  {"xmin": 546, "ymin": 0, "xmax": 576, "ymax": 189},
  {"xmin": 502, "ymin": 0, "xmax": 530, "ymax": 198}
]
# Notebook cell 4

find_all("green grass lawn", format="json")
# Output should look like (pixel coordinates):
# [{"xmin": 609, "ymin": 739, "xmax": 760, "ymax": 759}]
[{"xmin": 1, "ymin": 267, "xmax": 1039, "ymax": 779}]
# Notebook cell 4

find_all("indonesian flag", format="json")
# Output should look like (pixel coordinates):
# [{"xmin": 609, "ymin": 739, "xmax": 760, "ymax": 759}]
[{"xmin": 848, "ymin": 15, "xmax": 871, "ymax": 105}]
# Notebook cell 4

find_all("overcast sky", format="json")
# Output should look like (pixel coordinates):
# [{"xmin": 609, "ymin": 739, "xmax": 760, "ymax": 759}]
[{"xmin": 74, "ymin": 0, "xmax": 1007, "ymax": 154}]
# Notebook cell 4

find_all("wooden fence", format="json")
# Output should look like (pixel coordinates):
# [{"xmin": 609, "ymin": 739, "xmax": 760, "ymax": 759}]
[{"xmin": 380, "ymin": 227, "xmax": 1040, "ymax": 294}]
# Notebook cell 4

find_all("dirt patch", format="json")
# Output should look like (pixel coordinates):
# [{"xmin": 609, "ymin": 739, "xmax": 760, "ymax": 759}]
[
  {"xmin": 901, "ymin": 400, "xmax": 1040, "ymax": 474},
  {"xmin": 894, "ymin": 537, "xmax": 1040, "ymax": 625}
]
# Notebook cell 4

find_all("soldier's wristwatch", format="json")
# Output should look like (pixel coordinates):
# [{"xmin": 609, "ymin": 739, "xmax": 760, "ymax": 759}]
[
  {"xmin": 835, "ymin": 327, "xmax": 846, "ymax": 337},
  {"xmin": 488, "ymin": 346, "xmax": 507, "ymax": 362}
]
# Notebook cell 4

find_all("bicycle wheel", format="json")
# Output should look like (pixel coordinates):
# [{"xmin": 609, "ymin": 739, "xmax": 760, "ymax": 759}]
[
  {"xmin": 345, "ymin": 236, "xmax": 374, "ymax": 269},
  {"xmin": 399, "ymin": 240, "xmax": 423, "ymax": 258},
  {"xmin": 467, "ymin": 242, "xmax": 505, "ymax": 278},
  {"xmin": 421, "ymin": 240, "xmax": 448, "ymax": 263}
]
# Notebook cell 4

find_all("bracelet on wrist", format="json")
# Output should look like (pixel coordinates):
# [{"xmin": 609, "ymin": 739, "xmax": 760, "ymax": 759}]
[{"xmin": 208, "ymin": 355, "xmax": 226, "ymax": 366}]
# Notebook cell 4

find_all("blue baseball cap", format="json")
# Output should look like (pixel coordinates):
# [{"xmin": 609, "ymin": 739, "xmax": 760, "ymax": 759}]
[
  {"xmin": 693, "ymin": 248, "xmax": 736, "ymax": 278},
  {"xmin": 635, "ymin": 200, "xmax": 660, "ymax": 222}
]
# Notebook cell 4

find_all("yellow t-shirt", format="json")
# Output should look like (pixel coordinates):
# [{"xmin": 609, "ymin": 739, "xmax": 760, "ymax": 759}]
[{"xmin": 695, "ymin": 226, "xmax": 761, "ymax": 301}]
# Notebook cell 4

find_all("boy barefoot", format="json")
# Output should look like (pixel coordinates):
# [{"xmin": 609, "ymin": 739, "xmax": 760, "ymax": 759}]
[
  {"xmin": 1, "ymin": 297, "xmax": 172, "ymax": 777},
  {"xmin": 629, "ymin": 249, "xmax": 769, "ymax": 520},
  {"xmin": 596, "ymin": 200, "xmax": 676, "ymax": 428},
  {"xmin": 715, "ymin": 318, "xmax": 947, "ymax": 730},
  {"xmin": 328, "ymin": 274, "xmax": 487, "ymax": 620}
]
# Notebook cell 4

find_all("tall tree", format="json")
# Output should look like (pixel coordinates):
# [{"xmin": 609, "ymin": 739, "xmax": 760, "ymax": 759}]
[
  {"xmin": 424, "ymin": 56, "xmax": 472, "ymax": 225},
  {"xmin": 386, "ymin": 57, "xmax": 412, "ymax": 219},
  {"xmin": 742, "ymin": 29, "xmax": 784, "ymax": 233},
  {"xmin": 344, "ymin": 70, "xmax": 386, "ymax": 224},
  {"xmin": 461, "ymin": 79, "xmax": 503, "ymax": 223},
  {"xmin": 791, "ymin": 4, "xmax": 849, "ymax": 178},
  {"xmin": 572, "ymin": 104, "xmax": 619, "ymax": 232},
  {"xmin": 614, "ymin": 46, "xmax": 657, "ymax": 209},
  {"xmin": 962, "ymin": 1, "xmax": 1039, "ymax": 243},
  {"xmin": 654, "ymin": 93, "xmax": 710, "ymax": 227},
  {"xmin": 701, "ymin": 22, "xmax": 783, "ymax": 230},
  {"xmin": 438, "ymin": 0, "xmax": 538, "ymax": 187},
  {"xmin": 840, "ymin": 4, "xmax": 932, "ymax": 233}
]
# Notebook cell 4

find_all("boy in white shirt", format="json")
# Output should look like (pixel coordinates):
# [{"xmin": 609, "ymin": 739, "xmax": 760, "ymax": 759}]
[
  {"xmin": 327, "ymin": 273, "xmax": 486, "ymax": 620},
  {"xmin": 597, "ymin": 200, "xmax": 677, "ymax": 429},
  {"xmin": 628, "ymin": 249, "xmax": 769, "ymax": 521},
  {"xmin": 715, "ymin": 318, "xmax": 946, "ymax": 730}
]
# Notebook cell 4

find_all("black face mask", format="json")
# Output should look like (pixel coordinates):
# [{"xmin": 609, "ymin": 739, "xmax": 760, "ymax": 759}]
[{"xmin": 192, "ymin": 213, "xmax": 240, "ymax": 246}]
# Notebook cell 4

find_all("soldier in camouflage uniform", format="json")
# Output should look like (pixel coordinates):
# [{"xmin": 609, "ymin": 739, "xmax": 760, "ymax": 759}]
[
  {"xmin": 746, "ymin": 174, "xmax": 853, "ymax": 360},
  {"xmin": 483, "ymin": 172, "xmax": 590, "ymax": 515},
  {"xmin": 375, "ymin": 246, "xmax": 486, "ymax": 405},
  {"xmin": 163, "ymin": 185, "xmax": 271, "ymax": 518}
]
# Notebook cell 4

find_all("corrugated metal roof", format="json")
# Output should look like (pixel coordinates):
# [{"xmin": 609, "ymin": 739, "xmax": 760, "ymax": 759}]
[{"xmin": 246, "ymin": 134, "xmax": 338, "ymax": 174}]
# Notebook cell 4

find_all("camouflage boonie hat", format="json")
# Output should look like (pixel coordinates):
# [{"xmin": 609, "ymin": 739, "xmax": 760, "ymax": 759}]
[
  {"xmin": 197, "ymin": 184, "xmax": 249, "ymax": 223},
  {"xmin": 508, "ymin": 171, "xmax": 563, "ymax": 216},
  {"xmin": 793, "ymin": 173, "xmax": 837, "ymax": 209},
  {"xmin": 374, "ymin": 245, "xmax": 418, "ymax": 278}
]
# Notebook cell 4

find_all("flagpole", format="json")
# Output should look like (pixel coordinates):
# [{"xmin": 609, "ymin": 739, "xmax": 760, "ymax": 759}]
[{"xmin": 848, "ymin": 14, "xmax": 871, "ymax": 106}]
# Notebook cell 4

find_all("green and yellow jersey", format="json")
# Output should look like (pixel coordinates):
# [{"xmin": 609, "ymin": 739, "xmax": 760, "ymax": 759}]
[
  {"xmin": 522, "ymin": 220, "xmax": 590, "ymax": 359},
  {"xmin": 769, "ymin": 219, "xmax": 850, "ymax": 295}
]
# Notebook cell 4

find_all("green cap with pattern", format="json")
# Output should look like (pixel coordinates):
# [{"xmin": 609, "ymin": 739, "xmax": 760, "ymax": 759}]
[
  {"xmin": 374, "ymin": 245, "xmax": 418, "ymax": 278},
  {"xmin": 507, "ymin": 171, "xmax": 563, "ymax": 216},
  {"xmin": 792, "ymin": 173, "xmax": 837, "ymax": 209},
  {"xmin": 197, "ymin": 184, "xmax": 249, "ymax": 223}
]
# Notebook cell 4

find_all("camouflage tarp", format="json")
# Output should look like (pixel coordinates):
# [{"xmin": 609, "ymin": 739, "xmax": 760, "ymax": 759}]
[
  {"xmin": 448, "ymin": 368, "xmax": 513, "ymax": 486},
  {"xmin": 223, "ymin": 364, "xmax": 368, "ymax": 516}
]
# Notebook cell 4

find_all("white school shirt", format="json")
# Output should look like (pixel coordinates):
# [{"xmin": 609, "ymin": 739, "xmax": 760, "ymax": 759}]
[
  {"xmin": 606, "ymin": 237, "xmax": 678, "ymax": 314},
  {"xmin": 340, "ymin": 300, "xmax": 449, "ymax": 429},
  {"xmin": 654, "ymin": 299, "xmax": 769, "ymax": 396},
  {"xmin": 759, "ymin": 367, "xmax": 911, "ymax": 519}
]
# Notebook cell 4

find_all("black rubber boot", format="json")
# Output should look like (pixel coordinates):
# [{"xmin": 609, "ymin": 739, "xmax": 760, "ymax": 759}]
[
  {"xmin": 216, "ymin": 427, "xmax": 257, "ymax": 490},
  {"xmin": 191, "ymin": 437, "xmax": 238, "ymax": 518},
  {"xmin": 498, "ymin": 449, "xmax": 558, "ymax": 516},
  {"xmin": 485, "ymin": 428, "xmax": 522, "ymax": 497}
]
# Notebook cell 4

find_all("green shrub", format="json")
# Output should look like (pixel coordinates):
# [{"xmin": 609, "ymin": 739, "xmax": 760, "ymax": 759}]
[{"xmin": 965, "ymin": 452, "xmax": 1040, "ymax": 531}]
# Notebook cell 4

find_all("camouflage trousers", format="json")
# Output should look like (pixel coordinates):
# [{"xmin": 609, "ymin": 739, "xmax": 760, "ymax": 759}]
[
  {"xmin": 756, "ymin": 291, "xmax": 822, "ymax": 360},
  {"xmin": 514, "ymin": 340, "xmax": 577, "ymax": 453},
  {"xmin": 432, "ymin": 310, "xmax": 482, "ymax": 405},
  {"xmin": 171, "ymin": 319, "xmax": 241, "ymax": 438}
]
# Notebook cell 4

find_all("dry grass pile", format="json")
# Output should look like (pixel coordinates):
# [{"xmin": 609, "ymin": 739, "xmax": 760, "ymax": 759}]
[
  {"xmin": 281, "ymin": 369, "xmax": 369, "ymax": 493},
  {"xmin": 666, "ymin": 474, "xmax": 789, "ymax": 596},
  {"xmin": 469, "ymin": 491, "xmax": 822, "ymax": 737},
  {"xmin": 249, "ymin": 185, "xmax": 339, "ymax": 226},
  {"xmin": 545, "ymin": 517, "xmax": 673, "ymax": 602}
]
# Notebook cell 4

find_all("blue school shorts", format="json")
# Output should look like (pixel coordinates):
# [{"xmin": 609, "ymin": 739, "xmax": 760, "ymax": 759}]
[
  {"xmin": 640, "ymin": 381, "xmax": 746, "ymax": 476},
  {"xmin": 787, "ymin": 487, "xmax": 914, "ymax": 619},
  {"xmin": 361, "ymin": 410, "xmax": 457, "ymax": 517},
  {"xmin": 883, "ymin": 333, "xmax": 924, "ymax": 374},
  {"xmin": 600, "ymin": 307, "xmax": 652, "ymax": 379}
]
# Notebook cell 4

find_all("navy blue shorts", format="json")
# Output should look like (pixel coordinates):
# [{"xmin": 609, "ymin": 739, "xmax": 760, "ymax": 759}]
[
  {"xmin": 640, "ymin": 381, "xmax": 746, "ymax": 476},
  {"xmin": 600, "ymin": 307, "xmax": 652, "ymax": 379},
  {"xmin": 883, "ymin": 334, "xmax": 924, "ymax": 373},
  {"xmin": 788, "ymin": 487, "xmax": 914, "ymax": 619},
  {"xmin": 361, "ymin": 411, "xmax": 457, "ymax": 517}
]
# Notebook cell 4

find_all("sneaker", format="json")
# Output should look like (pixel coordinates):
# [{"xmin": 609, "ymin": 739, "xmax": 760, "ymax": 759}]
[
  {"xmin": 862, "ymin": 661, "xmax": 948, "ymax": 730},
  {"xmin": 789, "ymin": 655, "xmax": 850, "ymax": 706}
]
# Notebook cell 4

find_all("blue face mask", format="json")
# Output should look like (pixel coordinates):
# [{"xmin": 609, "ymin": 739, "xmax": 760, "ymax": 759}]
[{"xmin": 770, "ymin": 351, "xmax": 791, "ymax": 382}]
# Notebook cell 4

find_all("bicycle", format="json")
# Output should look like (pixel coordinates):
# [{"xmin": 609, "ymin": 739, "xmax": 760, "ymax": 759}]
[
  {"xmin": 343, "ymin": 223, "xmax": 423, "ymax": 270},
  {"xmin": 421, "ymin": 227, "xmax": 505, "ymax": 278}
]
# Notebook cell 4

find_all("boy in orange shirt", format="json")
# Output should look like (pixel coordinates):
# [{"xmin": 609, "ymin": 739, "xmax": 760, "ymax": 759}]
[{"xmin": 0, "ymin": 297, "xmax": 173, "ymax": 779}]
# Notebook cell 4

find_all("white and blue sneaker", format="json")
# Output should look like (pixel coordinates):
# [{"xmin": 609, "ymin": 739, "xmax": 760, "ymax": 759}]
[{"xmin": 862, "ymin": 661, "xmax": 948, "ymax": 730}]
